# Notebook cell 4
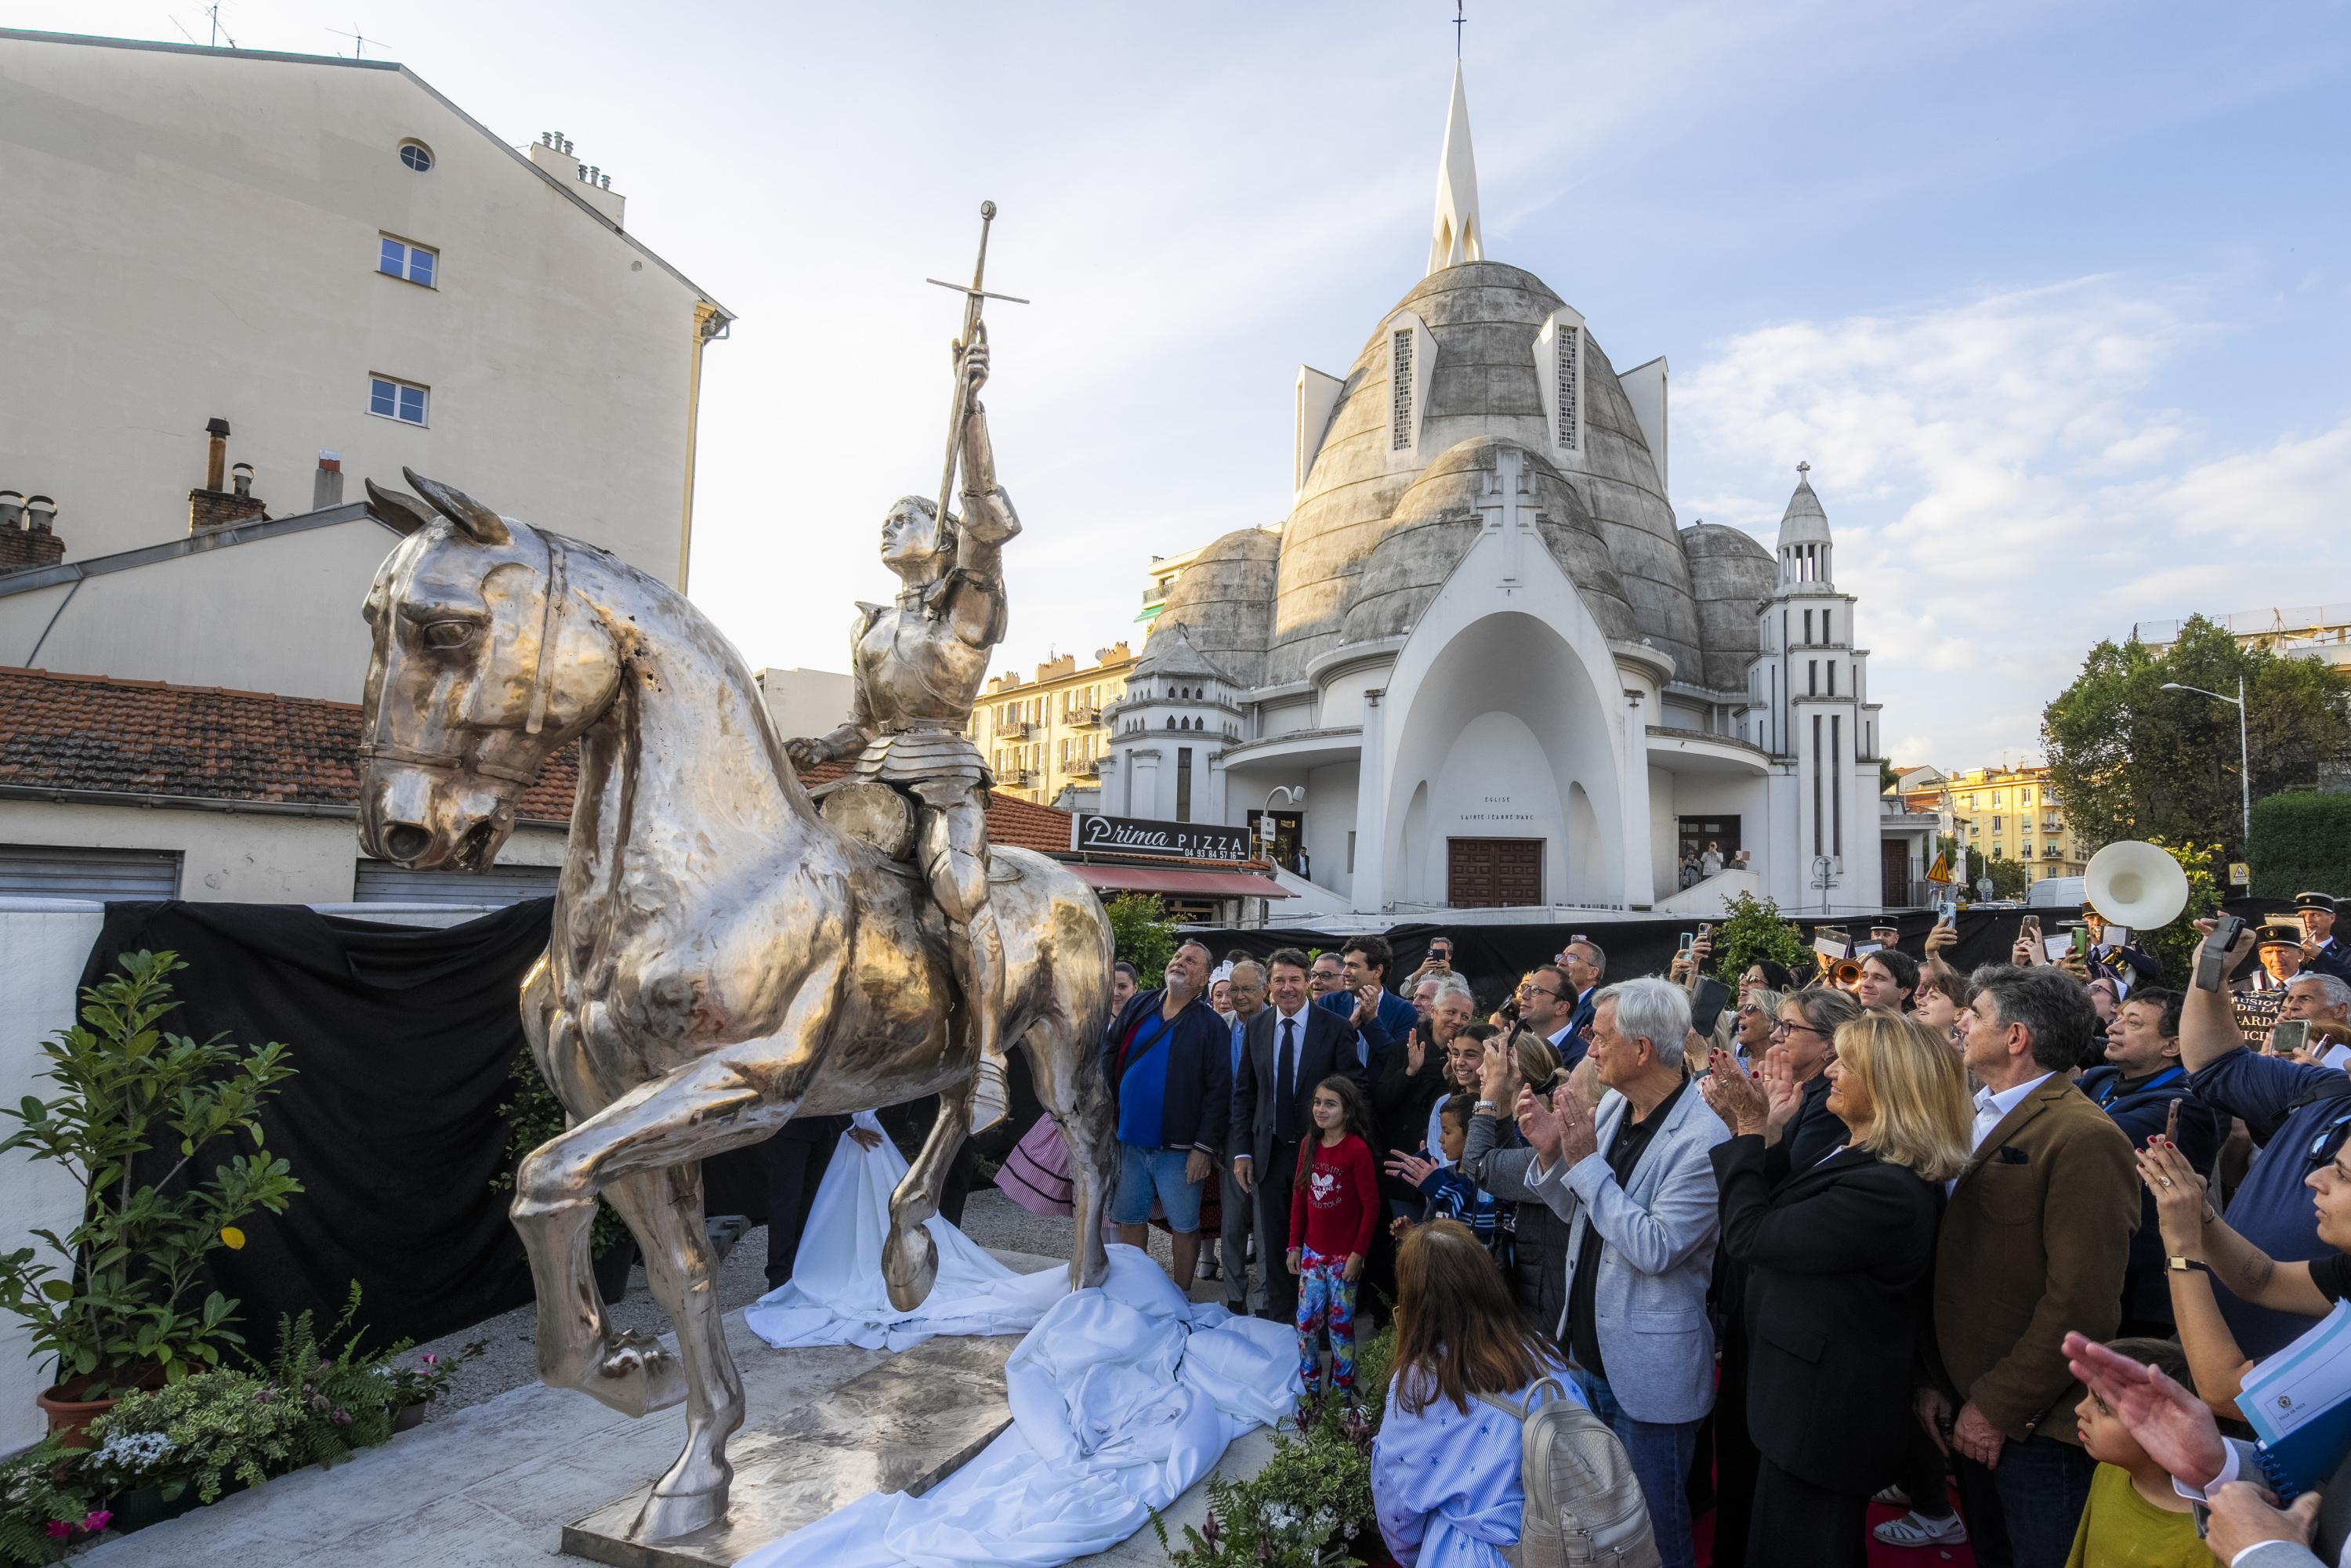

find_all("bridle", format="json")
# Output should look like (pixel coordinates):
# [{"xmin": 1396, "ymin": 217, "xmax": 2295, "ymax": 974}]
[{"xmin": 357, "ymin": 521, "xmax": 573, "ymax": 788}]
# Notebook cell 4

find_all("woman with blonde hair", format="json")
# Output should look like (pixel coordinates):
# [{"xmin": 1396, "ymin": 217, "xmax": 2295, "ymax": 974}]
[
  {"xmin": 1371, "ymin": 1219, "xmax": 1580, "ymax": 1568},
  {"xmin": 1698, "ymin": 1012, "xmax": 1969, "ymax": 1566}
]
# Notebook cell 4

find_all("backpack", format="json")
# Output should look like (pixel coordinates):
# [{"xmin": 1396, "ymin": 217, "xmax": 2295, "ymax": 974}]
[{"xmin": 1477, "ymin": 1378, "xmax": 1661, "ymax": 1568}]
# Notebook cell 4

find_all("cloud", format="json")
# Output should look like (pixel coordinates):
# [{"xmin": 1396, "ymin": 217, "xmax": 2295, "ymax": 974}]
[{"xmin": 1673, "ymin": 277, "xmax": 2351, "ymax": 765}]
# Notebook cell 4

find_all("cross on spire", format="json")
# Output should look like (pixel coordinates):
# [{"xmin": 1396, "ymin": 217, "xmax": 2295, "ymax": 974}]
[
  {"xmin": 1454, "ymin": 2, "xmax": 1465, "ymax": 59},
  {"xmin": 1797, "ymin": 460, "xmax": 1810, "ymax": 478}
]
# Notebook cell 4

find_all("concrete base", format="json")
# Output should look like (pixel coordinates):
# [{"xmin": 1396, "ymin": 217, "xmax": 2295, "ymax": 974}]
[{"xmin": 559, "ymin": 1336, "xmax": 1016, "ymax": 1567}]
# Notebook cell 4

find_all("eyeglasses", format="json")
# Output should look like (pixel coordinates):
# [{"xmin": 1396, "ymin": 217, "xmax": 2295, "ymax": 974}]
[
  {"xmin": 2306, "ymin": 1109, "xmax": 2351, "ymax": 1170},
  {"xmin": 1517, "ymin": 983, "xmax": 1565, "ymax": 1001},
  {"xmin": 1769, "ymin": 1019, "xmax": 1828, "ymax": 1039}
]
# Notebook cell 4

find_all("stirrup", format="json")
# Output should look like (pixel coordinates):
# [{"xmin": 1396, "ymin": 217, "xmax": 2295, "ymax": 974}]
[{"xmin": 970, "ymin": 1054, "xmax": 1009, "ymax": 1134}]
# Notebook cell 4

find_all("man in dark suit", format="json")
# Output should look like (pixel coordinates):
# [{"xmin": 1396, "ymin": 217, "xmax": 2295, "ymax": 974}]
[
  {"xmin": 2297, "ymin": 892, "xmax": 2351, "ymax": 984},
  {"xmin": 2081, "ymin": 909, "xmax": 2163, "ymax": 996},
  {"xmin": 1233, "ymin": 945, "xmax": 1364, "ymax": 1321},
  {"xmin": 1555, "ymin": 938, "xmax": 1607, "ymax": 1068},
  {"xmin": 1925, "ymin": 964, "xmax": 2137, "ymax": 1568}
]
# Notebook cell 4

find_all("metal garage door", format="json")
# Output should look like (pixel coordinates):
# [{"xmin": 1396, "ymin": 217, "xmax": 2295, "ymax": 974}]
[
  {"xmin": 351, "ymin": 860, "xmax": 560, "ymax": 907},
  {"xmin": 0, "ymin": 844, "xmax": 183, "ymax": 900}
]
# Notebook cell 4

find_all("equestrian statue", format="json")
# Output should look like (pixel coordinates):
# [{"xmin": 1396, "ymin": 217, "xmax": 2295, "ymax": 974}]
[{"xmin": 351, "ymin": 271, "xmax": 1115, "ymax": 1541}]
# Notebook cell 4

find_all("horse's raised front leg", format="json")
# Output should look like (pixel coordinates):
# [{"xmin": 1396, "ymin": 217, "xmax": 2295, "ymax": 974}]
[
  {"xmin": 885, "ymin": 1085, "xmax": 971, "ymax": 1313},
  {"xmin": 510, "ymin": 1047, "xmax": 794, "ymax": 1537},
  {"xmin": 603, "ymin": 1164, "xmax": 742, "ymax": 1542}
]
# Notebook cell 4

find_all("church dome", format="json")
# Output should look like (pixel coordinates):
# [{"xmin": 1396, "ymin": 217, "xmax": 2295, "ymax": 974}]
[
  {"xmin": 1680, "ymin": 522, "xmax": 1775, "ymax": 690},
  {"xmin": 1145, "ymin": 525, "xmax": 1280, "ymax": 689},
  {"xmin": 1267, "ymin": 260, "xmax": 1704, "ymax": 688},
  {"xmin": 1340, "ymin": 436, "xmax": 1638, "ymax": 647}
]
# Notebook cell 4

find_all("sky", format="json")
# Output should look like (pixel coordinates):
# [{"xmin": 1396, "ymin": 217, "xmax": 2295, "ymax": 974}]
[{"xmin": 13, "ymin": 0, "xmax": 2351, "ymax": 767}]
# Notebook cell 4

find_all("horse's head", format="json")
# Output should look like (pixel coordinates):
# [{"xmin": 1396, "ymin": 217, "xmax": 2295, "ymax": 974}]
[{"xmin": 356, "ymin": 469, "xmax": 623, "ymax": 871}]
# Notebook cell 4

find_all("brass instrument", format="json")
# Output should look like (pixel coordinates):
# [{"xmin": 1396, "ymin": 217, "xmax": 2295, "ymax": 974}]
[{"xmin": 1809, "ymin": 926, "xmax": 1863, "ymax": 990}]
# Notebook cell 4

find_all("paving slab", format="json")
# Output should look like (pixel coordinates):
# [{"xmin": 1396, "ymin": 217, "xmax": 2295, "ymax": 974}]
[{"xmin": 74, "ymin": 1245, "xmax": 1274, "ymax": 1568}]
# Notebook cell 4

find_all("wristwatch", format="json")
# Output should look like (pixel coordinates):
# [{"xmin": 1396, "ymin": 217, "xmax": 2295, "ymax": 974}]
[
  {"xmin": 2166, "ymin": 1256, "xmax": 2213, "ymax": 1275},
  {"xmin": 1473, "ymin": 1100, "xmax": 1499, "ymax": 1116}
]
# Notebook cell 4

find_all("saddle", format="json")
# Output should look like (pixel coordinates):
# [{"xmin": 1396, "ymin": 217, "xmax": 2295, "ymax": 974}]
[{"xmin": 814, "ymin": 780, "xmax": 1014, "ymax": 884}]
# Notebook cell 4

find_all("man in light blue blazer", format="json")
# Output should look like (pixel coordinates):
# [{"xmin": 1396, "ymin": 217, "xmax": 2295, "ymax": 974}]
[{"xmin": 1519, "ymin": 976, "xmax": 1729, "ymax": 1568}]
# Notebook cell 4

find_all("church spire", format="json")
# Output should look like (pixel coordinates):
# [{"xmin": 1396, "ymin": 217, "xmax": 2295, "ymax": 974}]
[{"xmin": 1427, "ymin": 62, "xmax": 1483, "ymax": 275}]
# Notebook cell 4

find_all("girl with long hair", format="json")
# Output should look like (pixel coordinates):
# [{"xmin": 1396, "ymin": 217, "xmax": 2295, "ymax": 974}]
[
  {"xmin": 1288, "ymin": 1074, "xmax": 1378, "ymax": 1396},
  {"xmin": 1371, "ymin": 1220, "xmax": 1580, "ymax": 1567}
]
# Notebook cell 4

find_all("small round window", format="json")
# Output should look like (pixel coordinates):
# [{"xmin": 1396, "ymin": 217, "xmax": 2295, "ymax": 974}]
[{"xmin": 398, "ymin": 140, "xmax": 433, "ymax": 172}]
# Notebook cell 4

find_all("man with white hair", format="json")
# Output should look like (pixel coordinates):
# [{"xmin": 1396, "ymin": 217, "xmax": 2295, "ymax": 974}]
[
  {"xmin": 2277, "ymin": 969, "xmax": 2351, "ymax": 1071},
  {"xmin": 1422, "ymin": 976, "xmax": 1480, "ymax": 1164},
  {"xmin": 1517, "ymin": 976, "xmax": 1730, "ymax": 1568}
]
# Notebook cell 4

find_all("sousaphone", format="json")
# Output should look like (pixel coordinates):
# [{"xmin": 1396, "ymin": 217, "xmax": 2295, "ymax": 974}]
[{"xmin": 2084, "ymin": 840, "xmax": 2190, "ymax": 931}]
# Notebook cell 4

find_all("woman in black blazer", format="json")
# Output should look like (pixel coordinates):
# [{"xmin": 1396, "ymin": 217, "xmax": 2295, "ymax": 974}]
[{"xmin": 1698, "ymin": 1012, "xmax": 1975, "ymax": 1568}]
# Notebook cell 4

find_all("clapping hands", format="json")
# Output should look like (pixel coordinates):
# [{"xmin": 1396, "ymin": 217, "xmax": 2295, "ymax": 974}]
[{"xmin": 1699, "ymin": 1049, "xmax": 1771, "ymax": 1138}]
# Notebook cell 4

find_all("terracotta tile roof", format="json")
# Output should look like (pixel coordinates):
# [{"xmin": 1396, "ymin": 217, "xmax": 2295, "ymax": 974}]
[{"xmin": 0, "ymin": 667, "xmax": 1073, "ymax": 849}]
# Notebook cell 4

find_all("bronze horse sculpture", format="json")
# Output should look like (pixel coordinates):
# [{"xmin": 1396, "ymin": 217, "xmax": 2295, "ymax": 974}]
[{"xmin": 353, "ymin": 469, "xmax": 1117, "ymax": 1540}]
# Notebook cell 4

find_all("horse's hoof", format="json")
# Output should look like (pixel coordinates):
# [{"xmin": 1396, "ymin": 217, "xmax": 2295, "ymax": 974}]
[
  {"xmin": 633, "ymin": 1483, "xmax": 726, "ymax": 1541},
  {"xmin": 884, "ymin": 1222, "xmax": 939, "ymax": 1313},
  {"xmin": 584, "ymin": 1327, "xmax": 688, "ymax": 1417}
]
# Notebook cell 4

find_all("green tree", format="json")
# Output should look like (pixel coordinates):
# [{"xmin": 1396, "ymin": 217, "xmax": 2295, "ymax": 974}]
[
  {"xmin": 2135, "ymin": 837, "xmax": 2225, "ymax": 987},
  {"xmin": 1984, "ymin": 857, "xmax": 2030, "ymax": 900},
  {"xmin": 1880, "ymin": 758, "xmax": 1901, "ymax": 794},
  {"xmin": 2043, "ymin": 616, "xmax": 2351, "ymax": 864},
  {"xmin": 1103, "ymin": 893, "xmax": 1179, "ymax": 978},
  {"xmin": 1708, "ymin": 892, "xmax": 1814, "ymax": 983}
]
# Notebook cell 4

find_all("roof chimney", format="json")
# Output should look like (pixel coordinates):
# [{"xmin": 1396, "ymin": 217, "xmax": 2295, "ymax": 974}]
[
  {"xmin": 231, "ymin": 462, "xmax": 255, "ymax": 498},
  {"xmin": 313, "ymin": 451, "xmax": 344, "ymax": 511},
  {"xmin": 0, "ymin": 493, "xmax": 65, "ymax": 575},
  {"xmin": 203, "ymin": 416, "xmax": 231, "ymax": 491}
]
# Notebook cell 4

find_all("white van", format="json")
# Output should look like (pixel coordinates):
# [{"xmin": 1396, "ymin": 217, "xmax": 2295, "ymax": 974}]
[{"xmin": 2026, "ymin": 876, "xmax": 2086, "ymax": 909}]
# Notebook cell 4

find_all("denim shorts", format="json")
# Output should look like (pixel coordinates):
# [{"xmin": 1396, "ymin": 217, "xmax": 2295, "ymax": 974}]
[{"xmin": 1111, "ymin": 1143, "xmax": 1204, "ymax": 1231}]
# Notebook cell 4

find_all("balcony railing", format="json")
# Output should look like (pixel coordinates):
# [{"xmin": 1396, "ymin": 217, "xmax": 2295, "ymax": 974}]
[{"xmin": 998, "ymin": 719, "xmax": 1032, "ymax": 740}]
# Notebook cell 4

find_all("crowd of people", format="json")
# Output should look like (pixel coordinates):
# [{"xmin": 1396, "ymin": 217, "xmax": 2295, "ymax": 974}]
[{"xmin": 1078, "ymin": 887, "xmax": 2351, "ymax": 1568}]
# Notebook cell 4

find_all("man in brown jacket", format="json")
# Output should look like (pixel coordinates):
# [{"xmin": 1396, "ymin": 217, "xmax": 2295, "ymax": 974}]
[{"xmin": 1919, "ymin": 964, "xmax": 2138, "ymax": 1568}]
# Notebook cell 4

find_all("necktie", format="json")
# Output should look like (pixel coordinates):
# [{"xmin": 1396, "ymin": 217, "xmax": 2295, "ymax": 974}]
[{"xmin": 1277, "ymin": 1018, "xmax": 1298, "ymax": 1141}]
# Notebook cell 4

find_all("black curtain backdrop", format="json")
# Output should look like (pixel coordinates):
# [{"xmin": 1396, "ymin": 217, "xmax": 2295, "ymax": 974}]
[
  {"xmin": 1186, "ymin": 898, "xmax": 2297, "ymax": 1012},
  {"xmin": 81, "ymin": 900, "xmax": 766, "ymax": 1360}
]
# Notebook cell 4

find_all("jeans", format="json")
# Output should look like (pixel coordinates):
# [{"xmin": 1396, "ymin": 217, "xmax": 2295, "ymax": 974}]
[
  {"xmin": 1570, "ymin": 1367, "xmax": 1701, "ymax": 1568},
  {"xmin": 1952, "ymin": 1433, "xmax": 2094, "ymax": 1568},
  {"xmin": 1110, "ymin": 1143, "xmax": 1204, "ymax": 1229}
]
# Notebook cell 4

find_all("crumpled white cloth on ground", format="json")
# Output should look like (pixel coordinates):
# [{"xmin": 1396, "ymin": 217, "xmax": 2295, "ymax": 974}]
[
  {"xmin": 732, "ymin": 1246, "xmax": 1301, "ymax": 1568},
  {"xmin": 742, "ymin": 1112, "xmax": 1074, "ymax": 1351}
]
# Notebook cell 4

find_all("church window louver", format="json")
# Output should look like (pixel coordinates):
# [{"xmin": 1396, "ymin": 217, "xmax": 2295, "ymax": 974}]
[
  {"xmin": 1392, "ymin": 331, "xmax": 1414, "ymax": 450},
  {"xmin": 1555, "ymin": 325, "xmax": 1579, "ymax": 451}
]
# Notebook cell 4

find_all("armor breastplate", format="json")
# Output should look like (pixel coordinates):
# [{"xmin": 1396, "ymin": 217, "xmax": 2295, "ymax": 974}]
[{"xmin": 854, "ymin": 598, "xmax": 991, "ymax": 722}]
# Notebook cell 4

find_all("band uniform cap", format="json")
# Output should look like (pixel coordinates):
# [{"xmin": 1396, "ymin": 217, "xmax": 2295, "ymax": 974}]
[{"xmin": 2295, "ymin": 891, "xmax": 2338, "ymax": 913}]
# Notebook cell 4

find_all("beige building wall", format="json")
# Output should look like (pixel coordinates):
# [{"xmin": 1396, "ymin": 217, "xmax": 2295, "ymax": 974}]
[
  {"xmin": 0, "ymin": 31, "xmax": 730, "ymax": 586},
  {"xmin": 0, "ymin": 799, "xmax": 566, "ymax": 902},
  {"xmin": 1946, "ymin": 764, "xmax": 2086, "ymax": 881},
  {"xmin": 973, "ymin": 644, "xmax": 1135, "ymax": 805}
]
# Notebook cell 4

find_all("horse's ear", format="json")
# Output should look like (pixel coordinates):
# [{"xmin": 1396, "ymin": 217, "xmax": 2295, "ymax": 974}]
[
  {"xmin": 402, "ymin": 468, "xmax": 511, "ymax": 545},
  {"xmin": 363, "ymin": 478, "xmax": 436, "ymax": 536}
]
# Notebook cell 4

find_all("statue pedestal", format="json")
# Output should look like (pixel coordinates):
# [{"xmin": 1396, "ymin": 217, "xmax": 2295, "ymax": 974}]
[{"xmin": 560, "ymin": 1334, "xmax": 1016, "ymax": 1568}]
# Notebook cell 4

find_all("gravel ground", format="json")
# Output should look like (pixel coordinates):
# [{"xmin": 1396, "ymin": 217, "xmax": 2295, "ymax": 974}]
[{"xmin": 406, "ymin": 1188, "xmax": 1176, "ymax": 1418}]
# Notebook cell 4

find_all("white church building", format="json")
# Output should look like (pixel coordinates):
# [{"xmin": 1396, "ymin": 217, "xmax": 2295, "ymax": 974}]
[{"xmin": 1095, "ymin": 67, "xmax": 1904, "ymax": 922}]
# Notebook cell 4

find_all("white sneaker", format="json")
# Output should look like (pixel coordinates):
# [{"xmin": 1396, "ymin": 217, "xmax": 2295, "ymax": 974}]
[
  {"xmin": 1873, "ymin": 1511, "xmax": 1966, "ymax": 1548},
  {"xmin": 969, "ymin": 1056, "xmax": 1009, "ymax": 1134}
]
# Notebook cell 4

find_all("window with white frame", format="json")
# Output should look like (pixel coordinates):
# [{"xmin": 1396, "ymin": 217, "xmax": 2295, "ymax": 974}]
[
  {"xmin": 379, "ymin": 235, "xmax": 437, "ymax": 287},
  {"xmin": 369, "ymin": 375, "xmax": 429, "ymax": 425}
]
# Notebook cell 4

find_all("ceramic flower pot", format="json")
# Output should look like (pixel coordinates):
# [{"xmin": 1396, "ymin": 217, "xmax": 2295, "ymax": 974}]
[
  {"xmin": 393, "ymin": 1401, "xmax": 427, "ymax": 1433},
  {"xmin": 35, "ymin": 1385, "xmax": 115, "ymax": 1450}
]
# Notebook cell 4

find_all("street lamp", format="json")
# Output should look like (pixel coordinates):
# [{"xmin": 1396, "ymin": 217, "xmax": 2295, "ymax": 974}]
[{"xmin": 2160, "ymin": 677, "xmax": 2251, "ymax": 847}]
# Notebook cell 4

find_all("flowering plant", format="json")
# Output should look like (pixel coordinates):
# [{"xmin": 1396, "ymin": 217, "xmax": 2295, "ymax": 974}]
[
  {"xmin": 0, "ymin": 1441, "xmax": 103, "ymax": 1565},
  {"xmin": 377, "ymin": 1339, "xmax": 485, "ymax": 1410},
  {"xmin": 85, "ymin": 1370, "xmax": 302, "ymax": 1505},
  {"xmin": 0, "ymin": 951, "xmax": 300, "ymax": 1397}
]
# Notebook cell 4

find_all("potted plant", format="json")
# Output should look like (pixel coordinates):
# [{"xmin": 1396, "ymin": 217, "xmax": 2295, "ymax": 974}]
[
  {"xmin": 0, "ymin": 951, "xmax": 301, "ymax": 1444},
  {"xmin": 494, "ymin": 1049, "xmax": 636, "ymax": 1301}
]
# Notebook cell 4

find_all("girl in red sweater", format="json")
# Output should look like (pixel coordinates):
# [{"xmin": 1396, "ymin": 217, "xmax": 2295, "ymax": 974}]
[{"xmin": 1288, "ymin": 1074, "xmax": 1379, "ymax": 1396}]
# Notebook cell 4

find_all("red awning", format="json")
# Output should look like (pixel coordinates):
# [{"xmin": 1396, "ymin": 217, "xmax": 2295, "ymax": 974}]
[{"xmin": 1070, "ymin": 864, "xmax": 1293, "ymax": 899}]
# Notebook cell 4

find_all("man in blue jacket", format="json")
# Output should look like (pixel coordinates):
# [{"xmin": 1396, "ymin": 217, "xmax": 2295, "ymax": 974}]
[
  {"xmin": 1316, "ymin": 934, "xmax": 1417, "ymax": 1077},
  {"xmin": 2077, "ymin": 985, "xmax": 2223, "ymax": 1335},
  {"xmin": 1104, "ymin": 939, "xmax": 1229, "ymax": 1289}
]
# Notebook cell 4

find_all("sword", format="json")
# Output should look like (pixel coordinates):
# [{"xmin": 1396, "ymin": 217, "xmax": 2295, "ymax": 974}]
[{"xmin": 926, "ymin": 201, "xmax": 1028, "ymax": 530}]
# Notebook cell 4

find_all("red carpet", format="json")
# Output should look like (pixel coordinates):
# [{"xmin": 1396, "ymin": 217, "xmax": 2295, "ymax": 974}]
[{"xmin": 1693, "ymin": 1490, "xmax": 1980, "ymax": 1567}]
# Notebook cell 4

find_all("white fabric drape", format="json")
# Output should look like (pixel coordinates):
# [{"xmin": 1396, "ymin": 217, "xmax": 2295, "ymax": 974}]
[
  {"xmin": 742, "ymin": 1112, "xmax": 1073, "ymax": 1351},
  {"xmin": 732, "ymin": 1126, "xmax": 1302, "ymax": 1568}
]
